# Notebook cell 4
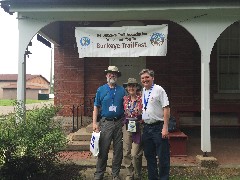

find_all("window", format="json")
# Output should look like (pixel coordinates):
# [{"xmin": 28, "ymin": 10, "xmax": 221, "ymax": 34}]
[{"xmin": 217, "ymin": 21, "xmax": 240, "ymax": 93}]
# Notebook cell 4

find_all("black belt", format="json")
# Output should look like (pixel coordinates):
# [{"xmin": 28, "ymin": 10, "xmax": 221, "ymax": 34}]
[
  {"xmin": 144, "ymin": 121, "xmax": 163, "ymax": 126},
  {"xmin": 104, "ymin": 117, "xmax": 122, "ymax": 121}
]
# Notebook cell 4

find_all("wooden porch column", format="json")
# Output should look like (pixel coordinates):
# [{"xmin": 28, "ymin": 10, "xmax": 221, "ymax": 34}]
[
  {"xmin": 201, "ymin": 51, "xmax": 211, "ymax": 153},
  {"xmin": 17, "ymin": 13, "xmax": 51, "ymax": 121},
  {"xmin": 180, "ymin": 17, "xmax": 238, "ymax": 153}
]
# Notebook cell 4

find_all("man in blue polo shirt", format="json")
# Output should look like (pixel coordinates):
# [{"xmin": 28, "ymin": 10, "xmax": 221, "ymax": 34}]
[{"xmin": 93, "ymin": 66, "xmax": 126, "ymax": 180}]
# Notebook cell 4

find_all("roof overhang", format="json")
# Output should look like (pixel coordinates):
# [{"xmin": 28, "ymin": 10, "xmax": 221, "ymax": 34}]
[{"xmin": 2, "ymin": 0, "xmax": 240, "ymax": 15}]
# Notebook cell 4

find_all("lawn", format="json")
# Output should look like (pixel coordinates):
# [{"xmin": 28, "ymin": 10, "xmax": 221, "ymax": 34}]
[
  {"xmin": 0, "ymin": 99, "xmax": 51, "ymax": 106},
  {"xmin": 43, "ymin": 165, "xmax": 240, "ymax": 180}
]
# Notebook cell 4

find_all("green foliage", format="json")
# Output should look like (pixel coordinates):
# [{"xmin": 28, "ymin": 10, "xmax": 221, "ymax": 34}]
[{"xmin": 0, "ymin": 102, "xmax": 67, "ymax": 179}]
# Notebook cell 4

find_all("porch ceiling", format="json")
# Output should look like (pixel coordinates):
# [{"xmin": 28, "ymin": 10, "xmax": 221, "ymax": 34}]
[
  {"xmin": 6, "ymin": 0, "xmax": 240, "ymax": 5},
  {"xmin": 15, "ymin": 7, "xmax": 240, "ymax": 22},
  {"xmin": 0, "ymin": 0, "xmax": 239, "ymax": 22}
]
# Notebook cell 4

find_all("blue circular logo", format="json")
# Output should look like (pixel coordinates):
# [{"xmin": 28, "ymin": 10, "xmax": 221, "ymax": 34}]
[
  {"xmin": 150, "ymin": 33, "xmax": 165, "ymax": 46},
  {"xmin": 80, "ymin": 37, "xmax": 90, "ymax": 46}
]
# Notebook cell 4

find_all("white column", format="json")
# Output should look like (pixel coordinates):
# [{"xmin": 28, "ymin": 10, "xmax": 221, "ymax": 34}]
[
  {"xmin": 201, "ymin": 52, "xmax": 211, "ymax": 152},
  {"xmin": 17, "ymin": 18, "xmax": 28, "ymax": 121},
  {"xmin": 17, "ymin": 49, "xmax": 26, "ymax": 103},
  {"xmin": 179, "ymin": 17, "xmax": 236, "ymax": 153},
  {"xmin": 17, "ymin": 13, "xmax": 52, "ymax": 121}
]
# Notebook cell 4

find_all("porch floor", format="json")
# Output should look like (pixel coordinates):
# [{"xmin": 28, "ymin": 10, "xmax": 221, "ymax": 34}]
[{"xmin": 181, "ymin": 127, "xmax": 240, "ymax": 166}]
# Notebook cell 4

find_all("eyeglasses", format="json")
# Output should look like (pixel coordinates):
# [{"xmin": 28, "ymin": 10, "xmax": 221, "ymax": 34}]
[{"xmin": 127, "ymin": 84, "xmax": 137, "ymax": 88}]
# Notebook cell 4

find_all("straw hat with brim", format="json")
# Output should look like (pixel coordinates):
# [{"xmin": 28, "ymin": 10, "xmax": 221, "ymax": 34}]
[
  {"xmin": 123, "ymin": 78, "xmax": 140, "ymax": 88},
  {"xmin": 104, "ymin": 66, "xmax": 121, "ymax": 77}
]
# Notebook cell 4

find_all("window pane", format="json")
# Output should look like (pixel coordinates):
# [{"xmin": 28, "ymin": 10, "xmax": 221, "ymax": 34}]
[
  {"xmin": 219, "ymin": 57, "xmax": 228, "ymax": 73},
  {"xmin": 219, "ymin": 74, "xmax": 239, "ymax": 90},
  {"xmin": 219, "ymin": 39, "xmax": 229, "ymax": 54},
  {"xmin": 230, "ymin": 39, "xmax": 240, "ymax": 54},
  {"xmin": 218, "ymin": 21, "xmax": 240, "ymax": 92},
  {"xmin": 229, "ymin": 57, "xmax": 239, "ymax": 73}
]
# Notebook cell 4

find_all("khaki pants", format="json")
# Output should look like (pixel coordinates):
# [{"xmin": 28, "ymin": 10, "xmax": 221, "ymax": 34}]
[{"xmin": 122, "ymin": 124, "xmax": 143, "ymax": 180}]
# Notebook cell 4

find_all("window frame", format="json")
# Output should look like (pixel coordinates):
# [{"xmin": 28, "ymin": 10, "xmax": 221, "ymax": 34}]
[{"xmin": 217, "ymin": 22, "xmax": 240, "ymax": 93}]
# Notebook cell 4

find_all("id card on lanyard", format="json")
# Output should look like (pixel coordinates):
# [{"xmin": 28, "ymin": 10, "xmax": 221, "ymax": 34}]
[
  {"xmin": 109, "ymin": 105, "xmax": 117, "ymax": 112},
  {"xmin": 108, "ymin": 86, "xmax": 117, "ymax": 112},
  {"xmin": 127, "ymin": 100, "xmax": 137, "ymax": 132}
]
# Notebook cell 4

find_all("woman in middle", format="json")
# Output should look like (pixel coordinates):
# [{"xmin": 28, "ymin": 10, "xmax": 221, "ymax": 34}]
[{"xmin": 123, "ymin": 78, "xmax": 143, "ymax": 180}]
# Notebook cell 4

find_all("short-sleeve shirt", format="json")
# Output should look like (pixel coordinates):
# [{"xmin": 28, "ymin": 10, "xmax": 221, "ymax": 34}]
[
  {"xmin": 142, "ymin": 84, "xmax": 169, "ymax": 121},
  {"xmin": 94, "ymin": 84, "xmax": 126, "ymax": 118}
]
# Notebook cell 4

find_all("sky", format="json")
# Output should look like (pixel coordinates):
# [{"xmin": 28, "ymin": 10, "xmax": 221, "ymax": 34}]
[{"xmin": 0, "ymin": 8, "xmax": 53, "ymax": 81}]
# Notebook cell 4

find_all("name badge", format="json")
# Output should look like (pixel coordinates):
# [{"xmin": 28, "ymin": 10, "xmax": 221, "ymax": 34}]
[
  {"xmin": 109, "ymin": 105, "xmax": 117, "ymax": 112},
  {"xmin": 128, "ymin": 120, "xmax": 136, "ymax": 132}
]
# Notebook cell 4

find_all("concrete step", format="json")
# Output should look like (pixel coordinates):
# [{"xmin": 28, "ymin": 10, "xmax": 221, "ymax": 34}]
[
  {"xmin": 66, "ymin": 140, "xmax": 90, "ymax": 151},
  {"xmin": 66, "ymin": 128, "xmax": 91, "ymax": 151},
  {"xmin": 71, "ymin": 128, "xmax": 92, "ymax": 141},
  {"xmin": 66, "ymin": 124, "xmax": 114, "ymax": 151},
  {"xmin": 67, "ymin": 140, "xmax": 112, "ymax": 151}
]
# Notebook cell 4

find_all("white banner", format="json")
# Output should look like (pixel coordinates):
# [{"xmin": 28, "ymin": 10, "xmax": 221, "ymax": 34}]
[{"xmin": 75, "ymin": 25, "xmax": 168, "ymax": 58}]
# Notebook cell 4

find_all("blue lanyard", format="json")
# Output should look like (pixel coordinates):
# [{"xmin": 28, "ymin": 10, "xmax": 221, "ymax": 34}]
[
  {"xmin": 143, "ymin": 84, "xmax": 154, "ymax": 110},
  {"xmin": 128, "ymin": 99, "xmax": 137, "ymax": 117},
  {"xmin": 107, "ymin": 85, "xmax": 116, "ymax": 105}
]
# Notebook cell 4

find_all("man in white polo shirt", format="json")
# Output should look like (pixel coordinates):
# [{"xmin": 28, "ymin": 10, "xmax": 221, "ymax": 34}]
[{"xmin": 139, "ymin": 69, "xmax": 170, "ymax": 180}]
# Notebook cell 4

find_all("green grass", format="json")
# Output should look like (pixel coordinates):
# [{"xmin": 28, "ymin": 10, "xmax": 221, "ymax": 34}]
[
  {"xmin": 77, "ymin": 167, "xmax": 240, "ymax": 180},
  {"xmin": 0, "ymin": 99, "xmax": 51, "ymax": 106},
  {"xmin": 141, "ymin": 167, "xmax": 240, "ymax": 180},
  {"xmin": 169, "ymin": 167, "xmax": 240, "ymax": 180}
]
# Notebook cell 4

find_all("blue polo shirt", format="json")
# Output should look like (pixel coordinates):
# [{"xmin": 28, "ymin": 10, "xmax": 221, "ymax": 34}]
[{"xmin": 94, "ymin": 84, "xmax": 126, "ymax": 118}]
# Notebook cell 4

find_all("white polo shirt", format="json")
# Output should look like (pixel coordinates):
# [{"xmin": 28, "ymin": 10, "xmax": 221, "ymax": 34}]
[{"xmin": 142, "ymin": 84, "xmax": 169, "ymax": 123}]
